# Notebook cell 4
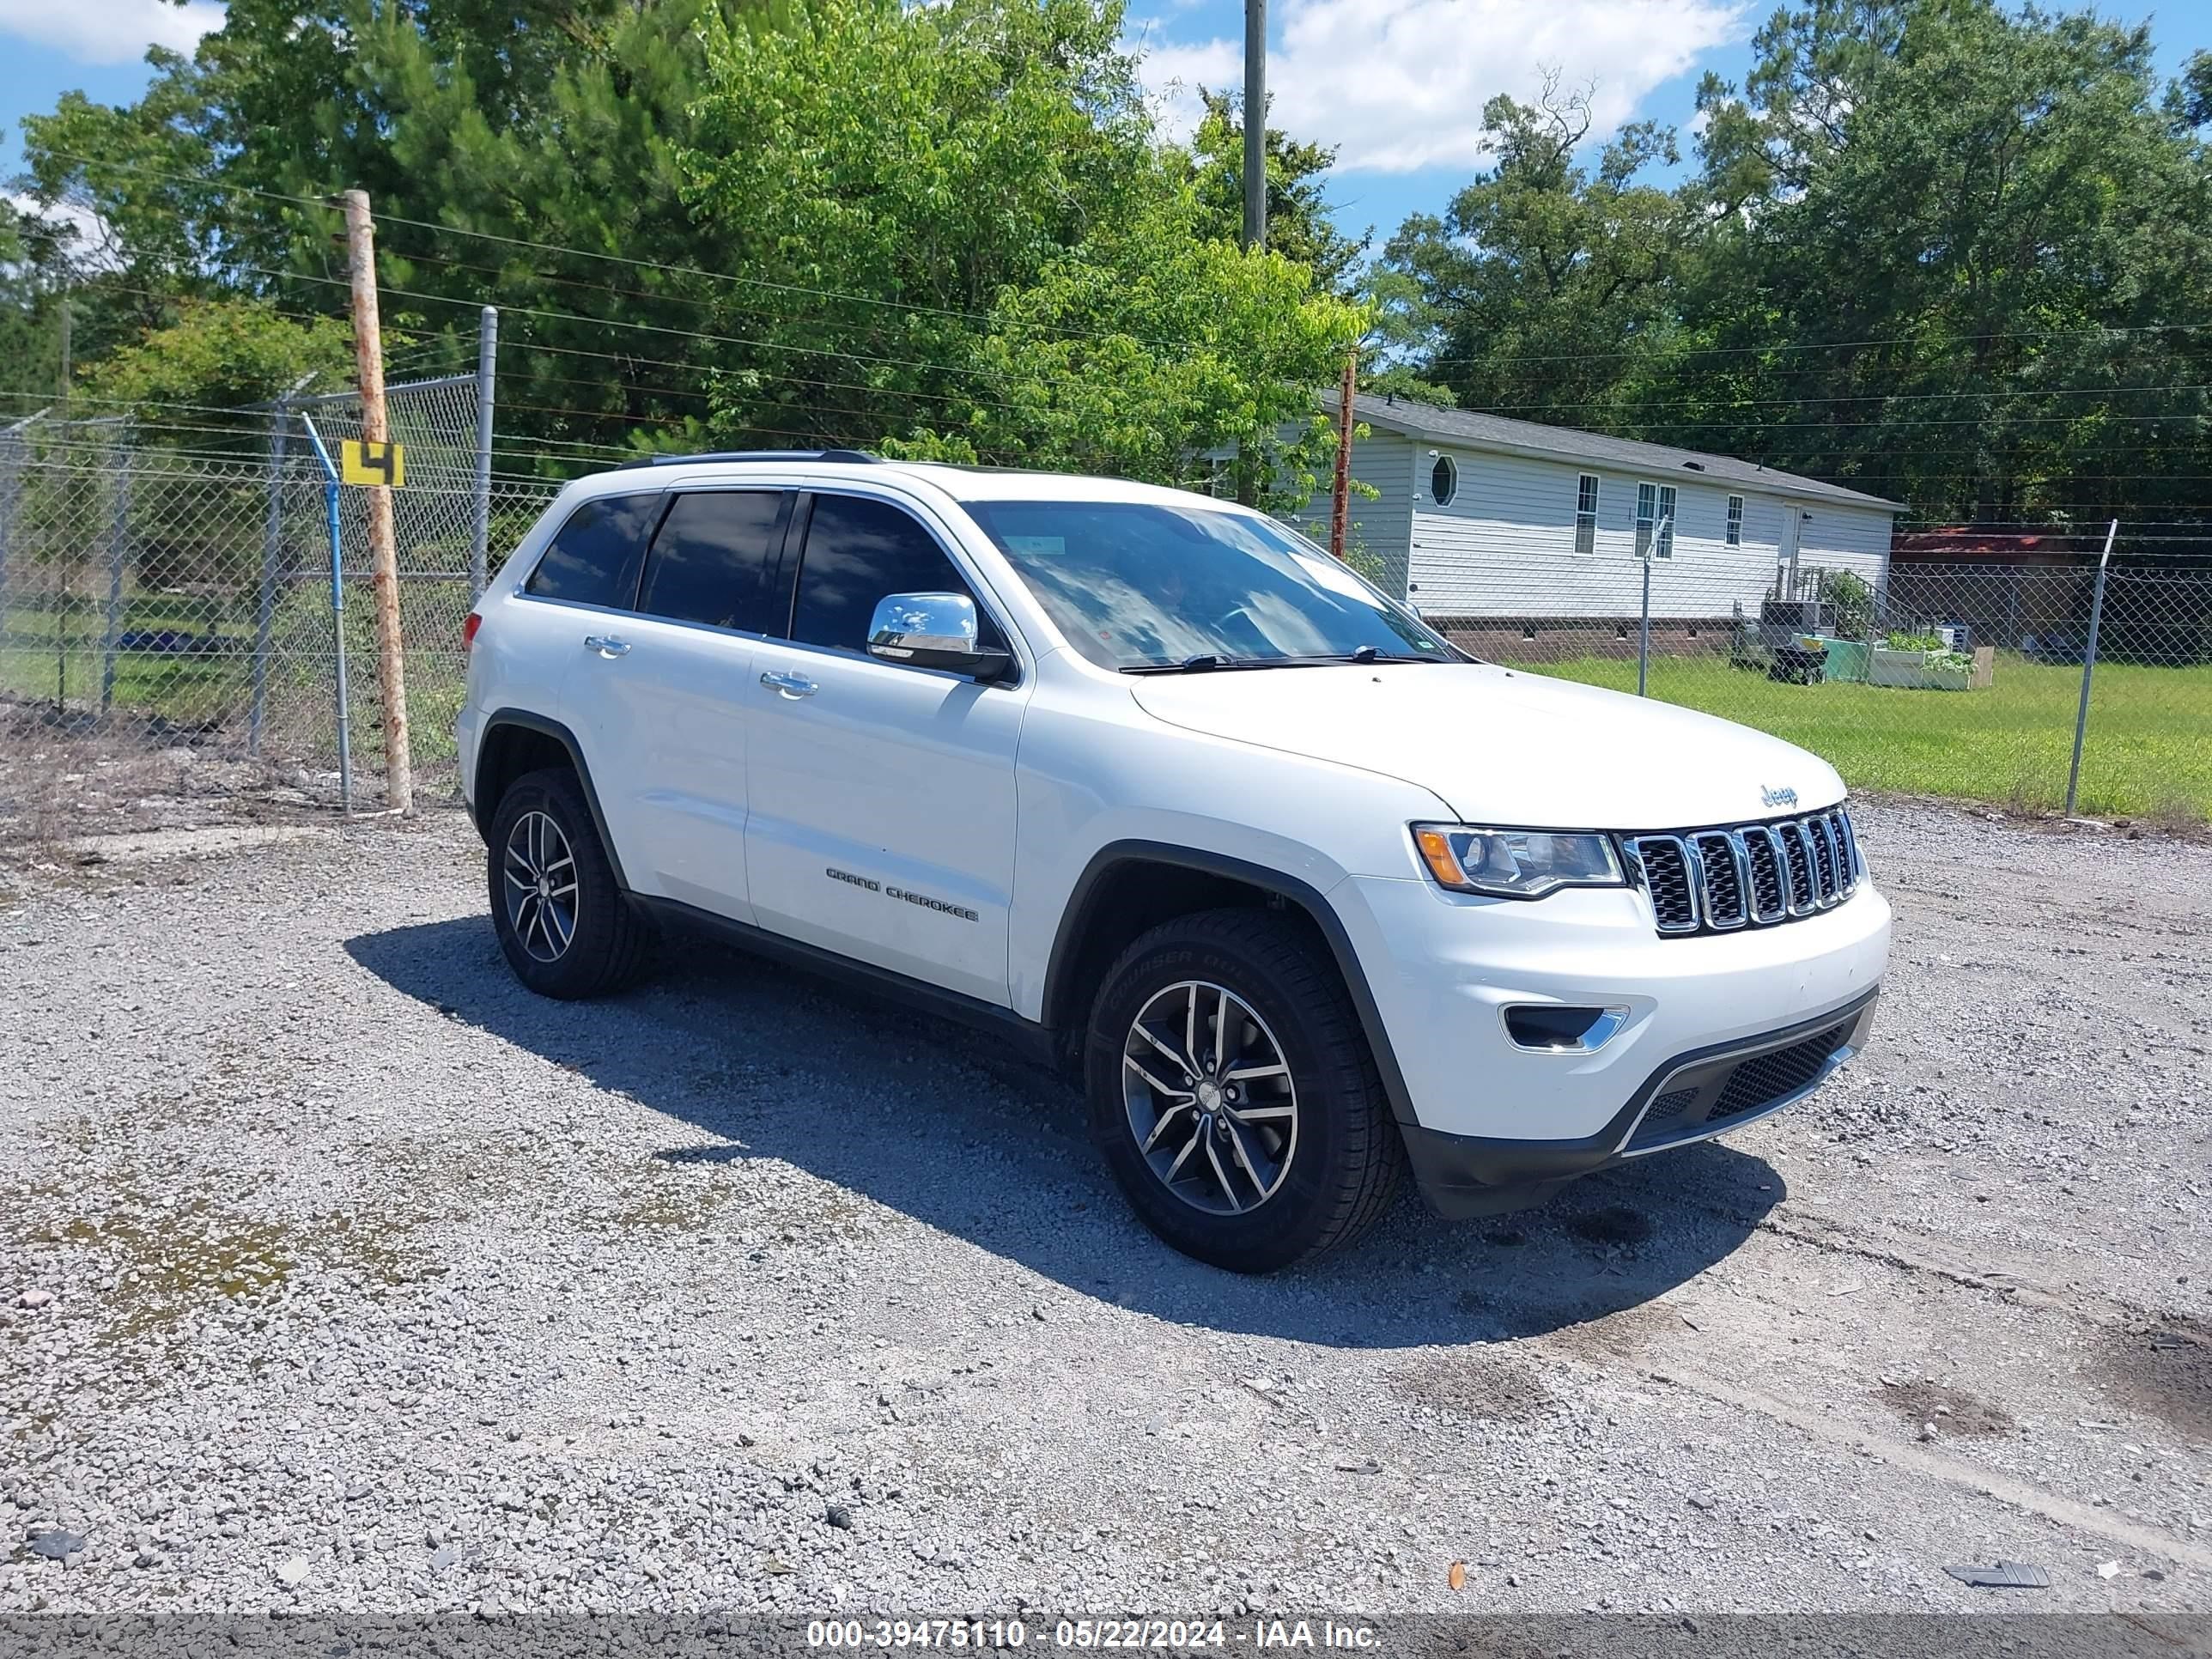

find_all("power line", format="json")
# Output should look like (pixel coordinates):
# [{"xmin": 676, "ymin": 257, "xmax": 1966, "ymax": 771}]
[
  {"xmin": 242, "ymin": 265, "xmax": 1020, "ymax": 386},
  {"xmin": 34, "ymin": 149, "xmax": 1226, "ymax": 355},
  {"xmin": 1461, "ymin": 381, "xmax": 2212, "ymax": 415},
  {"xmin": 1418, "ymin": 318, "xmax": 2212, "ymax": 368}
]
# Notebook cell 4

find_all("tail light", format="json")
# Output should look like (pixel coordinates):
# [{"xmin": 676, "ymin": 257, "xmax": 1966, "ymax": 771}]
[{"xmin": 463, "ymin": 611, "xmax": 483, "ymax": 651}]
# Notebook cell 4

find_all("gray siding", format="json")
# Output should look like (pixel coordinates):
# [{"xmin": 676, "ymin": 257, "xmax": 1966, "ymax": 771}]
[
  {"xmin": 1283, "ymin": 433, "xmax": 1416, "ymax": 599},
  {"xmin": 1395, "ymin": 445, "xmax": 1893, "ymax": 619}
]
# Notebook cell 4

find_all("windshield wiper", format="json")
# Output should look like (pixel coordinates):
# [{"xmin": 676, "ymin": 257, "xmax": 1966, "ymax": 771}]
[{"xmin": 1122, "ymin": 653, "xmax": 1229, "ymax": 675}]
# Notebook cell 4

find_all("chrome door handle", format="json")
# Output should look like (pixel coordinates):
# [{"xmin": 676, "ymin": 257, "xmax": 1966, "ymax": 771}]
[
  {"xmin": 583, "ymin": 635, "xmax": 630, "ymax": 659},
  {"xmin": 759, "ymin": 670, "xmax": 817, "ymax": 699}
]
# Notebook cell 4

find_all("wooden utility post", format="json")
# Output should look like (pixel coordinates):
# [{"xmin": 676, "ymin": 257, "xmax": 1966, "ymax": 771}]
[
  {"xmin": 340, "ymin": 189, "xmax": 413, "ymax": 815},
  {"xmin": 1328, "ymin": 353, "xmax": 1356, "ymax": 560}
]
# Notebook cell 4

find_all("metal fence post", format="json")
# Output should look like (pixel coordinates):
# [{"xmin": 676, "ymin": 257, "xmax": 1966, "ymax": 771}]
[
  {"xmin": 1638, "ymin": 556, "xmax": 1651, "ymax": 696},
  {"xmin": 98, "ymin": 440, "xmax": 133, "ymax": 720},
  {"xmin": 0, "ymin": 415, "xmax": 37, "ymax": 613},
  {"xmin": 300, "ymin": 415, "xmax": 353, "ymax": 814},
  {"xmin": 471, "ymin": 306, "xmax": 497, "ymax": 598},
  {"xmin": 1638, "ymin": 514, "xmax": 1668, "ymax": 697},
  {"xmin": 250, "ymin": 402, "xmax": 292, "ymax": 756},
  {"xmin": 2064, "ymin": 519, "xmax": 2118, "ymax": 819}
]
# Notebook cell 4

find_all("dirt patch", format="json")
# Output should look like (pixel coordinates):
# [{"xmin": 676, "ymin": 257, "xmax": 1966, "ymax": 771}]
[
  {"xmin": 1875, "ymin": 1377, "xmax": 2017, "ymax": 1437},
  {"xmin": 1387, "ymin": 1348, "xmax": 1555, "ymax": 1422},
  {"xmin": 2094, "ymin": 1318, "xmax": 2212, "ymax": 1443},
  {"xmin": 1565, "ymin": 1205, "xmax": 1655, "ymax": 1248}
]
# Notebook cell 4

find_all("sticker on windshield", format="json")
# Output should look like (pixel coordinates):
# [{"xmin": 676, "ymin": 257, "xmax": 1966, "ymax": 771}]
[{"xmin": 1002, "ymin": 535, "xmax": 1067, "ymax": 557}]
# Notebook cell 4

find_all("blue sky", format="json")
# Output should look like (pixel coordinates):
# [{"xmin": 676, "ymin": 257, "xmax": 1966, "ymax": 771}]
[{"xmin": 3, "ymin": 0, "xmax": 2209, "ymax": 251}]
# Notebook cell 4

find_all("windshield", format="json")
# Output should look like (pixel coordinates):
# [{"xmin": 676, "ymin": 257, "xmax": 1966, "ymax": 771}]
[{"xmin": 963, "ymin": 500, "xmax": 1457, "ymax": 672}]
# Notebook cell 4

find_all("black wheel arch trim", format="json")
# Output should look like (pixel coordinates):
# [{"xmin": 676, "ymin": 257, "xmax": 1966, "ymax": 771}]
[
  {"xmin": 1043, "ymin": 840, "xmax": 1420, "ymax": 1129},
  {"xmin": 474, "ymin": 708, "xmax": 630, "ymax": 892}
]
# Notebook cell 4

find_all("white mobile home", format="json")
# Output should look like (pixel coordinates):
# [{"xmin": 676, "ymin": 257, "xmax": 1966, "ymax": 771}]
[{"xmin": 1290, "ymin": 396, "xmax": 1901, "ymax": 643}]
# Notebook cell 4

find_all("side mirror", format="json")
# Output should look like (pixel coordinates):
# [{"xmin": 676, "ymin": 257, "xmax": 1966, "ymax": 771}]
[{"xmin": 866, "ymin": 592, "xmax": 1013, "ymax": 681}]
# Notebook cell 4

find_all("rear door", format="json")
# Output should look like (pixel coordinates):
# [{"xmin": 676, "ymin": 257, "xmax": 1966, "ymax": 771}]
[
  {"xmin": 567, "ymin": 487, "xmax": 793, "ymax": 921},
  {"xmin": 743, "ymin": 490, "xmax": 1029, "ymax": 1005},
  {"xmin": 505, "ymin": 488, "xmax": 663, "ymax": 846}
]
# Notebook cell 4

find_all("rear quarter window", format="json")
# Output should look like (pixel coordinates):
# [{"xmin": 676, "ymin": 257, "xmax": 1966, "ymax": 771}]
[{"xmin": 523, "ymin": 493, "xmax": 663, "ymax": 608}]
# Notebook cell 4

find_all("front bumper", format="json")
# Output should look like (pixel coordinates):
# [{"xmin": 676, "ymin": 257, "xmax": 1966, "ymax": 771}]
[
  {"xmin": 1330, "ymin": 868, "xmax": 1890, "ymax": 1216},
  {"xmin": 1399, "ymin": 988, "xmax": 1879, "ymax": 1218}
]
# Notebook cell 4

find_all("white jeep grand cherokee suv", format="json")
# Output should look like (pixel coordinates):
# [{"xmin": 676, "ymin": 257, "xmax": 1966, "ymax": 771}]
[{"xmin": 458, "ymin": 452, "xmax": 1889, "ymax": 1272}]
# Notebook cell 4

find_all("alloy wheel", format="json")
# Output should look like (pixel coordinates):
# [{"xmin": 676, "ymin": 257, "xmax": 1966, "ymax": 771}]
[
  {"xmin": 502, "ymin": 809, "xmax": 579, "ymax": 963},
  {"xmin": 1121, "ymin": 979, "xmax": 1299, "ymax": 1216}
]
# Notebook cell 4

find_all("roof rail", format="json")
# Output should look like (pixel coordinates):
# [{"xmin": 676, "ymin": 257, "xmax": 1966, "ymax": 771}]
[{"xmin": 618, "ymin": 448, "xmax": 879, "ymax": 470}]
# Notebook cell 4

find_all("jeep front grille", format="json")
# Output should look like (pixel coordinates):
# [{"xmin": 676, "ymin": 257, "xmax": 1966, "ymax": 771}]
[{"xmin": 1618, "ymin": 808, "xmax": 1862, "ymax": 937}]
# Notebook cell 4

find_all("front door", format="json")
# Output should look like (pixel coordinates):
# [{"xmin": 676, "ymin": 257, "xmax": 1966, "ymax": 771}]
[{"xmin": 743, "ymin": 491, "xmax": 1027, "ymax": 1006}]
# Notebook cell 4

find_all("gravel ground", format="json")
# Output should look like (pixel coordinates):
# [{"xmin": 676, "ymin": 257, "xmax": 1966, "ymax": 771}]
[{"xmin": 2, "ymin": 799, "xmax": 2208, "ymax": 1619}]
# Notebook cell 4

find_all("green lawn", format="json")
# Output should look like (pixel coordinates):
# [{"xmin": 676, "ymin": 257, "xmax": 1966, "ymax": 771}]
[
  {"xmin": 1, "ymin": 591, "xmax": 467, "ymax": 772},
  {"xmin": 1525, "ymin": 649, "xmax": 2212, "ymax": 823}
]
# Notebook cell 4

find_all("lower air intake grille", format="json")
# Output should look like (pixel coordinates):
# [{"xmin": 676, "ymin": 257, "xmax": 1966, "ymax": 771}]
[
  {"xmin": 1708, "ymin": 1023, "xmax": 1853, "ymax": 1121},
  {"xmin": 1620, "ymin": 808, "xmax": 1862, "ymax": 938}
]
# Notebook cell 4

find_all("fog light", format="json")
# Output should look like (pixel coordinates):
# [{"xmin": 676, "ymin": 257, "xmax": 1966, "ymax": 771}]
[{"xmin": 1503, "ymin": 1005, "xmax": 1629, "ymax": 1053}]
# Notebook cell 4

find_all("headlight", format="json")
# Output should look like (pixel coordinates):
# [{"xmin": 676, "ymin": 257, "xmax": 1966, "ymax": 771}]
[{"xmin": 1412, "ymin": 824, "xmax": 1624, "ymax": 900}]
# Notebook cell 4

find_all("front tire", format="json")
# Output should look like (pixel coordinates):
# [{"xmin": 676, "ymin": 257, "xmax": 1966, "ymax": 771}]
[
  {"xmin": 1085, "ymin": 908, "xmax": 1402, "ymax": 1272},
  {"xmin": 486, "ymin": 766, "xmax": 653, "ymax": 999}
]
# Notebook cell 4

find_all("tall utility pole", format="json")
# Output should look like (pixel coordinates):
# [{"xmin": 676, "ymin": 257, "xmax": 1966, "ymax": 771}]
[
  {"xmin": 1234, "ymin": 0, "xmax": 1267, "ymax": 506},
  {"xmin": 1328, "ymin": 353, "xmax": 1355, "ymax": 560},
  {"xmin": 1242, "ymin": 0, "xmax": 1267, "ymax": 252},
  {"xmin": 340, "ymin": 188, "xmax": 413, "ymax": 816}
]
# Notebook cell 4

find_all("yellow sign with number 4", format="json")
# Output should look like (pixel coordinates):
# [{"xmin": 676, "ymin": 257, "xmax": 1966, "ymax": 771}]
[{"xmin": 338, "ymin": 439, "xmax": 405, "ymax": 489}]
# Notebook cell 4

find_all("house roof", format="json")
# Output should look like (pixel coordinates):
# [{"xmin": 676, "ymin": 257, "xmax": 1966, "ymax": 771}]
[
  {"xmin": 1343, "ymin": 392, "xmax": 1906, "ymax": 513},
  {"xmin": 1892, "ymin": 529, "xmax": 2096, "ymax": 560}
]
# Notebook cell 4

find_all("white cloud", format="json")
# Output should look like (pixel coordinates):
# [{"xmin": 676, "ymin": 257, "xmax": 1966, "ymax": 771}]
[
  {"xmin": 7, "ymin": 193, "xmax": 126, "ymax": 271},
  {"xmin": 1138, "ymin": 0, "xmax": 1742, "ymax": 173},
  {"xmin": 0, "ymin": 0, "xmax": 223, "ymax": 65}
]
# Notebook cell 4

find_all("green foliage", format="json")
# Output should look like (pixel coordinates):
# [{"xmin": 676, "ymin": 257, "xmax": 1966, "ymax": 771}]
[
  {"xmin": 1884, "ymin": 629, "xmax": 1946, "ymax": 652},
  {"xmin": 78, "ymin": 300, "xmax": 357, "ymax": 443},
  {"xmin": 1823, "ymin": 569, "xmax": 1875, "ymax": 641},
  {"xmin": 1382, "ymin": 0, "xmax": 2212, "ymax": 529},
  {"xmin": 1176, "ymin": 88, "xmax": 1370, "ymax": 298},
  {"xmin": 680, "ymin": 0, "xmax": 1364, "ymax": 496},
  {"xmin": 1378, "ymin": 76, "xmax": 1695, "ymax": 423}
]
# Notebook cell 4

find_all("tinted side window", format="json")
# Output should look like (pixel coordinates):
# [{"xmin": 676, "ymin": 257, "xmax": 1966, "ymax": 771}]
[
  {"xmin": 637, "ymin": 490, "xmax": 790, "ymax": 633},
  {"xmin": 789, "ymin": 495, "xmax": 1002, "ymax": 654},
  {"xmin": 523, "ymin": 494, "xmax": 661, "ymax": 608}
]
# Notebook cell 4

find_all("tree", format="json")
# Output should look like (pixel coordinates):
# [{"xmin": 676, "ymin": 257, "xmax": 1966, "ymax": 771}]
[
  {"xmin": 16, "ymin": 0, "xmax": 757, "ymax": 470},
  {"xmin": 1377, "ymin": 77, "xmax": 1699, "ymax": 426},
  {"xmin": 681, "ymin": 0, "xmax": 1364, "ymax": 496},
  {"xmin": 1683, "ymin": 0, "xmax": 2212, "ymax": 520},
  {"xmin": 77, "ymin": 299, "xmax": 357, "ymax": 449},
  {"xmin": 1176, "ymin": 88, "xmax": 1370, "ymax": 297}
]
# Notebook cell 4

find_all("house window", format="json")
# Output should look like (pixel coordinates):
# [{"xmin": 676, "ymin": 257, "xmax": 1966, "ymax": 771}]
[
  {"xmin": 1634, "ymin": 482, "xmax": 1656, "ymax": 557},
  {"xmin": 1656, "ymin": 484, "xmax": 1677, "ymax": 559},
  {"xmin": 1574, "ymin": 474, "xmax": 1599, "ymax": 556},
  {"xmin": 1430, "ymin": 454, "xmax": 1457, "ymax": 507},
  {"xmin": 1726, "ymin": 495, "xmax": 1745, "ymax": 547}
]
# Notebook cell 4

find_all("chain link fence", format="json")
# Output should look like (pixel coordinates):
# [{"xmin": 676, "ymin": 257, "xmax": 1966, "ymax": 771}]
[
  {"xmin": 1421, "ymin": 549, "xmax": 2212, "ymax": 824},
  {"xmin": 6, "ymin": 405, "xmax": 2209, "ymax": 840},
  {"xmin": 0, "ymin": 382, "xmax": 558, "ymax": 842}
]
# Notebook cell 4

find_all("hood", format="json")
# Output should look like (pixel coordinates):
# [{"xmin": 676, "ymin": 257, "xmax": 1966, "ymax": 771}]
[{"xmin": 1127, "ymin": 662, "xmax": 1844, "ymax": 830}]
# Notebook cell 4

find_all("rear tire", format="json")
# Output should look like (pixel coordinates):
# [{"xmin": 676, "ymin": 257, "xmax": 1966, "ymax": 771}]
[
  {"xmin": 1085, "ymin": 908, "xmax": 1402, "ymax": 1272},
  {"xmin": 486, "ymin": 766, "xmax": 653, "ymax": 999}
]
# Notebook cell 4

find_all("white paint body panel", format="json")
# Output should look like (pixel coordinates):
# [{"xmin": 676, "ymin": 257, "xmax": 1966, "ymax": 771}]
[{"xmin": 459, "ymin": 459, "xmax": 1892, "ymax": 1148}]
